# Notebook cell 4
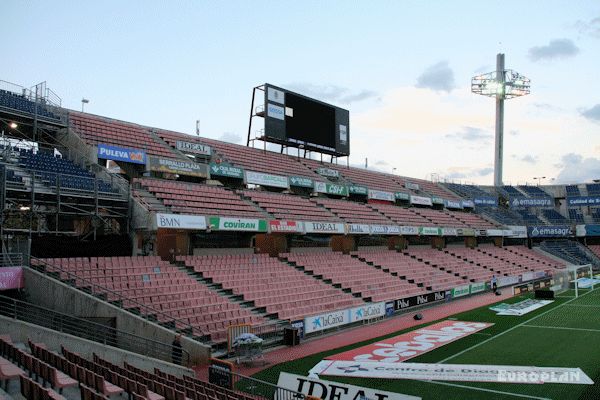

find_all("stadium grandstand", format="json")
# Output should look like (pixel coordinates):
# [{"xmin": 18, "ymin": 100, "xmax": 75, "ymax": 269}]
[{"xmin": 2, "ymin": 75, "xmax": 600, "ymax": 400}]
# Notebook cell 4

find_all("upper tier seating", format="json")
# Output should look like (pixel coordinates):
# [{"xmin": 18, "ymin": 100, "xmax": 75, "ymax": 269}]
[
  {"xmin": 0, "ymin": 89, "xmax": 60, "ymax": 120},
  {"xmin": 587, "ymin": 184, "xmax": 600, "ymax": 196},
  {"xmin": 165, "ymin": 131, "xmax": 320, "ymax": 179},
  {"xmin": 135, "ymin": 178, "xmax": 266, "ymax": 218},
  {"xmin": 283, "ymin": 251, "xmax": 427, "ymax": 302},
  {"xmin": 402, "ymin": 178, "xmax": 462, "ymax": 200},
  {"xmin": 445, "ymin": 183, "xmax": 493, "ymax": 199},
  {"xmin": 479, "ymin": 208, "xmax": 523, "ymax": 226},
  {"xmin": 34, "ymin": 256, "xmax": 266, "ymax": 342},
  {"xmin": 409, "ymin": 208, "xmax": 462, "ymax": 227},
  {"xmin": 593, "ymin": 208, "xmax": 600, "ymax": 223},
  {"xmin": 311, "ymin": 197, "xmax": 392, "ymax": 224},
  {"xmin": 367, "ymin": 203, "xmax": 431, "ymax": 225},
  {"xmin": 568, "ymin": 208, "xmax": 585, "ymax": 223},
  {"xmin": 404, "ymin": 247, "xmax": 493, "ymax": 283},
  {"xmin": 518, "ymin": 185, "xmax": 549, "ymax": 197},
  {"xmin": 241, "ymin": 190, "xmax": 339, "ymax": 222},
  {"xmin": 502, "ymin": 185, "xmax": 525, "ymax": 197},
  {"xmin": 515, "ymin": 209, "xmax": 543, "ymax": 225},
  {"xmin": 180, "ymin": 254, "xmax": 363, "ymax": 321},
  {"xmin": 19, "ymin": 149, "xmax": 115, "ymax": 193},
  {"xmin": 540, "ymin": 240, "xmax": 598, "ymax": 267},
  {"xmin": 444, "ymin": 245, "xmax": 556, "ymax": 276},
  {"xmin": 566, "ymin": 185, "xmax": 581, "ymax": 197},
  {"xmin": 446, "ymin": 210, "xmax": 497, "ymax": 229},
  {"xmin": 356, "ymin": 248, "xmax": 468, "ymax": 291},
  {"xmin": 70, "ymin": 112, "xmax": 174, "ymax": 157},
  {"xmin": 541, "ymin": 209, "xmax": 569, "ymax": 224},
  {"xmin": 501, "ymin": 246, "xmax": 565, "ymax": 269}
]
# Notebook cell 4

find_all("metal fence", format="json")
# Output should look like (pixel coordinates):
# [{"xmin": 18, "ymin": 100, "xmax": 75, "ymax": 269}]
[
  {"xmin": 0, "ymin": 294, "xmax": 190, "ymax": 366},
  {"xmin": 28, "ymin": 257, "xmax": 206, "ymax": 340},
  {"xmin": 0, "ymin": 253, "xmax": 23, "ymax": 267},
  {"xmin": 209, "ymin": 365, "xmax": 307, "ymax": 400}
]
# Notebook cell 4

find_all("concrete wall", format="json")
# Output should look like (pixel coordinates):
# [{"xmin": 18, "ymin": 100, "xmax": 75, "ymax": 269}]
[
  {"xmin": 0, "ymin": 316, "xmax": 192, "ymax": 377},
  {"xmin": 23, "ymin": 267, "xmax": 211, "ymax": 366}
]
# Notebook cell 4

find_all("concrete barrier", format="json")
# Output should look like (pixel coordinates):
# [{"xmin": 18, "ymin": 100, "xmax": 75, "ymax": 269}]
[{"xmin": 23, "ymin": 267, "xmax": 211, "ymax": 365}]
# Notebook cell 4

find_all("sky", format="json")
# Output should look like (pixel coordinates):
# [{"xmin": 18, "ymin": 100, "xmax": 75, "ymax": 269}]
[{"xmin": 1, "ymin": 1, "xmax": 599, "ymax": 186}]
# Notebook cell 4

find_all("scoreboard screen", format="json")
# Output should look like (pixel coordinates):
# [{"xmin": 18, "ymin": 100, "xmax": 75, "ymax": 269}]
[{"xmin": 263, "ymin": 83, "xmax": 349, "ymax": 156}]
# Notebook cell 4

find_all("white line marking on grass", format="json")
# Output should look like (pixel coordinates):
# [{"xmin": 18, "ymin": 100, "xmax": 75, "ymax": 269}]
[
  {"xmin": 421, "ymin": 380, "xmax": 551, "ymax": 400},
  {"xmin": 437, "ymin": 286, "xmax": 600, "ymax": 364},
  {"xmin": 522, "ymin": 325, "xmax": 600, "ymax": 333},
  {"xmin": 563, "ymin": 303, "xmax": 600, "ymax": 308}
]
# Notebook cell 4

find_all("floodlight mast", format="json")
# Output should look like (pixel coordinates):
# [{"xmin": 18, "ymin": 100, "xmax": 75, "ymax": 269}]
[{"xmin": 471, "ymin": 54, "xmax": 530, "ymax": 186}]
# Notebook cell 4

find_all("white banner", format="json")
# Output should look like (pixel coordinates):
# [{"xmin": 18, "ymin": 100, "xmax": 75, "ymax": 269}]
[
  {"xmin": 368, "ymin": 189, "xmax": 395, "ymax": 202},
  {"xmin": 175, "ymin": 140, "xmax": 211, "ymax": 156},
  {"xmin": 486, "ymin": 229, "xmax": 504, "ymax": 236},
  {"xmin": 245, "ymin": 170, "xmax": 289, "ymax": 188},
  {"xmin": 507, "ymin": 225, "xmax": 528, "ymax": 238},
  {"xmin": 521, "ymin": 272, "xmax": 535, "ymax": 282},
  {"xmin": 405, "ymin": 182, "xmax": 420, "ymax": 191},
  {"xmin": 304, "ymin": 221, "xmax": 346, "ymax": 234},
  {"xmin": 410, "ymin": 195, "xmax": 432, "ymax": 206},
  {"xmin": 277, "ymin": 372, "xmax": 420, "ymax": 400},
  {"xmin": 267, "ymin": 87, "xmax": 285, "ymax": 104},
  {"xmin": 370, "ymin": 225, "xmax": 401, "ymax": 235},
  {"xmin": 441, "ymin": 227, "xmax": 458, "ymax": 236},
  {"xmin": 401, "ymin": 226, "xmax": 420, "ymax": 235},
  {"xmin": 304, "ymin": 309, "xmax": 348, "ymax": 334},
  {"xmin": 576, "ymin": 225, "xmax": 586, "ymax": 237},
  {"xmin": 156, "ymin": 213, "xmax": 206, "ymax": 230},
  {"xmin": 347, "ymin": 224, "xmax": 370, "ymax": 234},
  {"xmin": 311, "ymin": 360, "xmax": 593, "ymax": 385}
]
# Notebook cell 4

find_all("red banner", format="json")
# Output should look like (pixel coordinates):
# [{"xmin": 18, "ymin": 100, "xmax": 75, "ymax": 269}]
[
  {"xmin": 269, "ymin": 220, "xmax": 302, "ymax": 233},
  {"xmin": 327, "ymin": 320, "xmax": 493, "ymax": 363},
  {"xmin": 0, "ymin": 267, "xmax": 24, "ymax": 290}
]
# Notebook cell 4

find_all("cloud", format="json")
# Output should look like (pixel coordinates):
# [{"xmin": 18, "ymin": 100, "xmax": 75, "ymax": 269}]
[
  {"xmin": 581, "ymin": 104, "xmax": 600, "ymax": 122},
  {"xmin": 512, "ymin": 154, "xmax": 538, "ymax": 164},
  {"xmin": 374, "ymin": 160, "xmax": 389, "ymax": 166},
  {"xmin": 554, "ymin": 153, "xmax": 600, "ymax": 183},
  {"xmin": 528, "ymin": 38, "xmax": 579, "ymax": 61},
  {"xmin": 219, "ymin": 132, "xmax": 242, "ymax": 143},
  {"xmin": 509, "ymin": 129, "xmax": 519, "ymax": 136},
  {"xmin": 284, "ymin": 83, "xmax": 378, "ymax": 104},
  {"xmin": 575, "ymin": 16, "xmax": 600, "ymax": 38},
  {"xmin": 416, "ymin": 61, "xmax": 455, "ymax": 92},
  {"xmin": 476, "ymin": 167, "xmax": 494, "ymax": 176},
  {"xmin": 446, "ymin": 126, "xmax": 493, "ymax": 142}
]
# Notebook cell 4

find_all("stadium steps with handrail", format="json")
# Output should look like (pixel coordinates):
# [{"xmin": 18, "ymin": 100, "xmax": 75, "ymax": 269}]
[
  {"xmin": 146, "ymin": 129, "xmax": 187, "ymax": 159},
  {"xmin": 172, "ymin": 262, "xmax": 282, "ymax": 322},
  {"xmin": 236, "ymin": 192, "xmax": 274, "ymax": 219}
]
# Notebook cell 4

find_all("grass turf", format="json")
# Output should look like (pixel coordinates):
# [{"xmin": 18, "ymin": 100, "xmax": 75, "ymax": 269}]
[{"xmin": 251, "ymin": 287, "xmax": 600, "ymax": 400}]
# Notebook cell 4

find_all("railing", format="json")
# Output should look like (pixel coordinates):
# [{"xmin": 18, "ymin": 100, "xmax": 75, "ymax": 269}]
[
  {"xmin": 209, "ymin": 365, "xmax": 306, "ymax": 400},
  {"xmin": 0, "ymin": 79, "xmax": 61, "ymax": 107},
  {"xmin": 28, "ymin": 257, "xmax": 206, "ymax": 341},
  {"xmin": 0, "ymin": 295, "xmax": 190, "ymax": 366},
  {"xmin": 250, "ymin": 320, "xmax": 288, "ymax": 348},
  {"xmin": 0, "ymin": 253, "xmax": 24, "ymax": 267}
]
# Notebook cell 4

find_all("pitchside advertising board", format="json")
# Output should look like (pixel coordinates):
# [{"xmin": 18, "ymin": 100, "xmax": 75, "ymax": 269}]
[
  {"xmin": 276, "ymin": 372, "xmax": 421, "ymax": 400},
  {"xmin": 269, "ymin": 220, "xmax": 303, "ymax": 233},
  {"xmin": 327, "ymin": 320, "xmax": 493, "ymax": 363},
  {"xmin": 97, "ymin": 144, "xmax": 146, "ymax": 164},
  {"xmin": 304, "ymin": 303, "xmax": 385, "ymax": 334},
  {"xmin": 309, "ymin": 360, "xmax": 593, "ymax": 385},
  {"xmin": 394, "ymin": 291, "xmax": 445, "ymax": 311},
  {"xmin": 263, "ymin": 83, "xmax": 350, "ymax": 157},
  {"xmin": 304, "ymin": 221, "xmax": 346, "ymax": 234}
]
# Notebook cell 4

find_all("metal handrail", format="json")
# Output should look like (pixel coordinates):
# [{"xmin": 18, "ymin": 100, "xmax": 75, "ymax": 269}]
[
  {"xmin": 0, "ymin": 294, "xmax": 190, "ymax": 366},
  {"xmin": 0, "ymin": 253, "xmax": 23, "ymax": 268},
  {"xmin": 210, "ymin": 365, "xmax": 306, "ymax": 400},
  {"xmin": 28, "ymin": 257, "xmax": 206, "ymax": 341}
]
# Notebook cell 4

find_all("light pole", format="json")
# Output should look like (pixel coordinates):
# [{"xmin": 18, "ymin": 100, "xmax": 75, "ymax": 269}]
[
  {"xmin": 533, "ymin": 176, "xmax": 546, "ymax": 186},
  {"xmin": 472, "ymin": 54, "xmax": 530, "ymax": 187},
  {"xmin": 81, "ymin": 98, "xmax": 89, "ymax": 112}
]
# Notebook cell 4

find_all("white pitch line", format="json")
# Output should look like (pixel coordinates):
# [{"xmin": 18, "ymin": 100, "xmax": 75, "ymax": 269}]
[
  {"xmin": 522, "ymin": 325, "xmax": 600, "ymax": 333},
  {"xmin": 437, "ymin": 286, "xmax": 600, "ymax": 364},
  {"xmin": 563, "ymin": 303, "xmax": 600, "ymax": 308},
  {"xmin": 421, "ymin": 380, "xmax": 551, "ymax": 400}
]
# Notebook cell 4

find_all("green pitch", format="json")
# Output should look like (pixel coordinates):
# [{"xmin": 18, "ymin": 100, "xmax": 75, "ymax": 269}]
[{"xmin": 252, "ymin": 287, "xmax": 600, "ymax": 400}]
